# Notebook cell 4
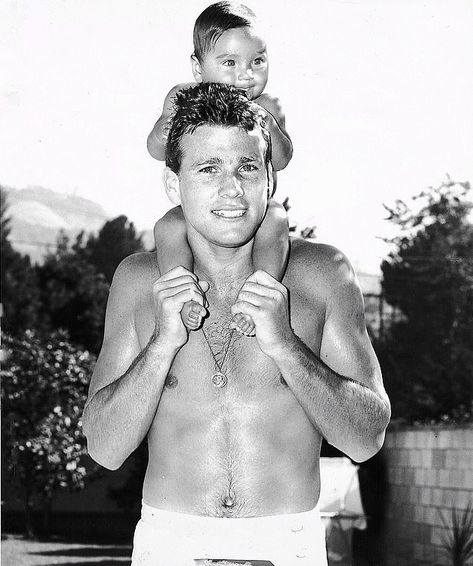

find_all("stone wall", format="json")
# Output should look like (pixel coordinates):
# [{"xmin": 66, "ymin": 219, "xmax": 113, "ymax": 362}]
[{"xmin": 382, "ymin": 425, "xmax": 473, "ymax": 565}]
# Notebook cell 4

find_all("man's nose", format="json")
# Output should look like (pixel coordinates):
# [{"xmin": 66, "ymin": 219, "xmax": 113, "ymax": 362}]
[{"xmin": 219, "ymin": 174, "xmax": 244, "ymax": 198}]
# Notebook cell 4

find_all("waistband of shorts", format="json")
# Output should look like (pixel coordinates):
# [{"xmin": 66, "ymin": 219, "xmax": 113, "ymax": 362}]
[{"xmin": 140, "ymin": 499, "xmax": 322, "ymax": 529}]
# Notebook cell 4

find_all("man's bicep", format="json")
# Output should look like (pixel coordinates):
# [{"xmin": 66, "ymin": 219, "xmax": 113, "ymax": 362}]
[
  {"xmin": 86, "ymin": 263, "xmax": 141, "ymax": 403},
  {"xmin": 319, "ymin": 272, "xmax": 381, "ymax": 389}
]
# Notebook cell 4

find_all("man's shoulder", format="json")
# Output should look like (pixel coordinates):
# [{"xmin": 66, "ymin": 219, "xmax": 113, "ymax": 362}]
[{"xmin": 287, "ymin": 238, "xmax": 356, "ymax": 296}]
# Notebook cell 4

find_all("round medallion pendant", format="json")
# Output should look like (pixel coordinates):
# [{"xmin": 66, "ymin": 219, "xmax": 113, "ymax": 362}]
[{"xmin": 211, "ymin": 372, "xmax": 228, "ymax": 388}]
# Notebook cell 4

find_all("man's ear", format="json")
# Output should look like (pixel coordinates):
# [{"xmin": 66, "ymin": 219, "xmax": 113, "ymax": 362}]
[
  {"xmin": 191, "ymin": 54, "xmax": 203, "ymax": 83},
  {"xmin": 163, "ymin": 167, "xmax": 181, "ymax": 205}
]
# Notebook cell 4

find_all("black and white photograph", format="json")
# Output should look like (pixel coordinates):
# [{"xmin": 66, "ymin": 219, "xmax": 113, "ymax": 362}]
[{"xmin": 2, "ymin": 1, "xmax": 472, "ymax": 565}]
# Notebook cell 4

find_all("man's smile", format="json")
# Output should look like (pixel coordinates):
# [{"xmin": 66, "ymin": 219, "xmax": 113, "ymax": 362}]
[{"xmin": 211, "ymin": 208, "xmax": 247, "ymax": 218}]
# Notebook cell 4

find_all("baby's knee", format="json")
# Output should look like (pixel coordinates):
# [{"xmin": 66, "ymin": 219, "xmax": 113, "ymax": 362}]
[
  {"xmin": 154, "ymin": 206, "xmax": 185, "ymax": 238},
  {"xmin": 267, "ymin": 199, "xmax": 289, "ymax": 232}
]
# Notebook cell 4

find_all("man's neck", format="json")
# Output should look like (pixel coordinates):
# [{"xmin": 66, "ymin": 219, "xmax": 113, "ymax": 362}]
[{"xmin": 188, "ymin": 233, "xmax": 254, "ymax": 298}]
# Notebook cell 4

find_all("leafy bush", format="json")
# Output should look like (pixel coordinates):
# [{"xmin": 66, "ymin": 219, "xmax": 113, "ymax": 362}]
[{"xmin": 1, "ymin": 330, "xmax": 97, "ymax": 536}]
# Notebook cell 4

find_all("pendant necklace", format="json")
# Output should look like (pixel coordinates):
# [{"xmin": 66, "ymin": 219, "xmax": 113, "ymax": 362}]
[{"xmin": 201, "ymin": 326, "xmax": 235, "ymax": 388}]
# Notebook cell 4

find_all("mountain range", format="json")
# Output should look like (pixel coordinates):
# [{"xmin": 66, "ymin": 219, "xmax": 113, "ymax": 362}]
[
  {"xmin": 4, "ymin": 185, "xmax": 153, "ymax": 264},
  {"xmin": 4, "ymin": 185, "xmax": 379, "ymax": 294}
]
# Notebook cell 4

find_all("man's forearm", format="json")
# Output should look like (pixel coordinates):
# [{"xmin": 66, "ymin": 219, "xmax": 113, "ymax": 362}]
[
  {"xmin": 82, "ymin": 333, "xmax": 179, "ymax": 469},
  {"xmin": 272, "ymin": 335, "xmax": 390, "ymax": 462}
]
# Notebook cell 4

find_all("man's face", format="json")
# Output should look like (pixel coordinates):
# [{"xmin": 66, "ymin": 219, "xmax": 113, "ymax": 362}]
[
  {"xmin": 168, "ymin": 125, "xmax": 270, "ymax": 249},
  {"xmin": 193, "ymin": 26, "xmax": 269, "ymax": 101}
]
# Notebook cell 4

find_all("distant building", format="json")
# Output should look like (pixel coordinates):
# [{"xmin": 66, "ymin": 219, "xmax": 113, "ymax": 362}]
[{"xmin": 356, "ymin": 271, "xmax": 403, "ymax": 340}]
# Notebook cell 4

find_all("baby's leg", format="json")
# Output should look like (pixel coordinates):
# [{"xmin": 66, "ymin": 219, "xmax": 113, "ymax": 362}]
[
  {"xmin": 231, "ymin": 199, "xmax": 289, "ymax": 336},
  {"xmin": 154, "ymin": 206, "xmax": 204, "ymax": 330},
  {"xmin": 253, "ymin": 198, "xmax": 289, "ymax": 280}
]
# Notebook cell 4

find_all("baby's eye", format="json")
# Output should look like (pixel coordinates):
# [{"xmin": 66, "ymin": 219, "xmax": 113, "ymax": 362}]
[
  {"xmin": 254, "ymin": 57, "xmax": 266, "ymax": 65},
  {"xmin": 222, "ymin": 59, "xmax": 236, "ymax": 67}
]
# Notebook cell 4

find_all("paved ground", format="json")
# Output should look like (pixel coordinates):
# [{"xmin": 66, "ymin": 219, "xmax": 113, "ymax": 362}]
[{"xmin": 1, "ymin": 535, "xmax": 132, "ymax": 566}]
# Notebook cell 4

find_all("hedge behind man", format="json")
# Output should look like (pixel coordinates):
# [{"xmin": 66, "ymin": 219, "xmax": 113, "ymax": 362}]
[{"xmin": 82, "ymin": 83, "xmax": 391, "ymax": 566}]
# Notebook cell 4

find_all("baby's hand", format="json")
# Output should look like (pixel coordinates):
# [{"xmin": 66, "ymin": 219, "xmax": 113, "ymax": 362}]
[
  {"xmin": 253, "ymin": 92, "xmax": 285, "ymax": 125},
  {"xmin": 230, "ymin": 313, "xmax": 256, "ymax": 337}
]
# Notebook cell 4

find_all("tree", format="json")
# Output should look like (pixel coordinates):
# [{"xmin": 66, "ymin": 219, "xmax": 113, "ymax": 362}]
[
  {"xmin": 36, "ymin": 232, "xmax": 110, "ymax": 355},
  {"xmin": 283, "ymin": 197, "xmax": 317, "ymax": 239},
  {"xmin": 83, "ymin": 215, "xmax": 144, "ymax": 284},
  {"xmin": 1, "ymin": 330, "xmax": 97, "ymax": 537},
  {"xmin": 378, "ymin": 178, "xmax": 473, "ymax": 423},
  {"xmin": 0, "ymin": 187, "xmax": 41, "ymax": 333}
]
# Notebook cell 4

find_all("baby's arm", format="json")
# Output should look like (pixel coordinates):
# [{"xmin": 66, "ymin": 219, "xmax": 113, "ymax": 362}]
[
  {"xmin": 147, "ymin": 83, "xmax": 194, "ymax": 161},
  {"xmin": 154, "ymin": 207, "xmax": 204, "ymax": 330},
  {"xmin": 254, "ymin": 93, "xmax": 293, "ymax": 172}
]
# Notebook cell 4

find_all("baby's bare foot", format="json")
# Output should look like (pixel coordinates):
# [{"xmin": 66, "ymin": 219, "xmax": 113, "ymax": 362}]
[
  {"xmin": 181, "ymin": 300, "xmax": 205, "ymax": 331},
  {"xmin": 230, "ymin": 313, "xmax": 255, "ymax": 336}
]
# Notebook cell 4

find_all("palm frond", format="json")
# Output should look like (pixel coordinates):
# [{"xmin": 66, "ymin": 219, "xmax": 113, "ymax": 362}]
[{"xmin": 439, "ymin": 502, "xmax": 473, "ymax": 566}]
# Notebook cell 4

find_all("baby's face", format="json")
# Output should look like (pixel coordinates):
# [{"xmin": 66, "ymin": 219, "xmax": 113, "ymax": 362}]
[{"xmin": 193, "ymin": 26, "xmax": 268, "ymax": 100}]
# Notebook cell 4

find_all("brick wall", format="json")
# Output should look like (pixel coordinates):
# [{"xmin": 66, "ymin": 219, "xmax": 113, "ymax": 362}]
[{"xmin": 382, "ymin": 425, "xmax": 473, "ymax": 565}]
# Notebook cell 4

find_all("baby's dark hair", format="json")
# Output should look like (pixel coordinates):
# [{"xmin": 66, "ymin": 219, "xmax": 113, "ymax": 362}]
[
  {"xmin": 193, "ymin": 1, "xmax": 257, "ymax": 62},
  {"xmin": 165, "ymin": 82, "xmax": 272, "ymax": 176}
]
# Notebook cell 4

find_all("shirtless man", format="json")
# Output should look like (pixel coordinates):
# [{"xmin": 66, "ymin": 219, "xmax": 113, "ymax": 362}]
[{"xmin": 82, "ymin": 83, "xmax": 390, "ymax": 566}]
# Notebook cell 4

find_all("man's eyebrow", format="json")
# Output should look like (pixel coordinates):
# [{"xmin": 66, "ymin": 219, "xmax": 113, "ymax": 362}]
[
  {"xmin": 239, "ymin": 155, "xmax": 261, "ymax": 164},
  {"xmin": 191, "ymin": 157, "xmax": 223, "ymax": 167}
]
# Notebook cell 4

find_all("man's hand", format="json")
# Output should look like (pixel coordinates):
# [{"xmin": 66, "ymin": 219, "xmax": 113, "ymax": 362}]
[
  {"xmin": 153, "ymin": 266, "xmax": 208, "ymax": 349},
  {"xmin": 230, "ymin": 270, "xmax": 295, "ymax": 357}
]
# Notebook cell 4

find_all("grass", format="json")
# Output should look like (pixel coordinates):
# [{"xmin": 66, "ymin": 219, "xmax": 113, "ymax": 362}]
[{"xmin": 1, "ymin": 534, "xmax": 132, "ymax": 566}]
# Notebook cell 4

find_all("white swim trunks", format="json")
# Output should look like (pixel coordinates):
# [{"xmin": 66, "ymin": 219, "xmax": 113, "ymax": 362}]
[{"xmin": 131, "ymin": 501, "xmax": 328, "ymax": 566}]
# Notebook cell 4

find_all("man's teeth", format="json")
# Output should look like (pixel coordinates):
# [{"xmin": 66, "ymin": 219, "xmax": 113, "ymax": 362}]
[{"xmin": 212, "ymin": 209, "xmax": 246, "ymax": 218}]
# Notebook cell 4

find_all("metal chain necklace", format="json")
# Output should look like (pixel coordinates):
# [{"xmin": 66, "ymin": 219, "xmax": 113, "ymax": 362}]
[{"xmin": 201, "ymin": 325, "xmax": 235, "ymax": 388}]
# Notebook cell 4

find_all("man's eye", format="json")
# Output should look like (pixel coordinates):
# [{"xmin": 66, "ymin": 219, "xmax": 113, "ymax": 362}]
[
  {"xmin": 222, "ymin": 59, "xmax": 236, "ymax": 67},
  {"xmin": 240, "ymin": 163, "xmax": 258, "ymax": 173},
  {"xmin": 199, "ymin": 166, "xmax": 217, "ymax": 173}
]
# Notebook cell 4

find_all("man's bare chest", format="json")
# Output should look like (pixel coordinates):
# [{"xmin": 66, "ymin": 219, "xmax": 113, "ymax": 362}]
[{"xmin": 134, "ymin": 281, "xmax": 325, "ymax": 395}]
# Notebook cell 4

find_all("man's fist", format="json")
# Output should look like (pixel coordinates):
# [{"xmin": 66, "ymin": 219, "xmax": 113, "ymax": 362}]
[
  {"xmin": 153, "ymin": 266, "xmax": 208, "ymax": 349},
  {"xmin": 231, "ymin": 270, "xmax": 294, "ymax": 357}
]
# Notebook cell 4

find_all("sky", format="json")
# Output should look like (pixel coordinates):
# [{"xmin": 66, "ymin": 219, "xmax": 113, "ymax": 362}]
[{"xmin": 2, "ymin": 0, "xmax": 473, "ymax": 273}]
